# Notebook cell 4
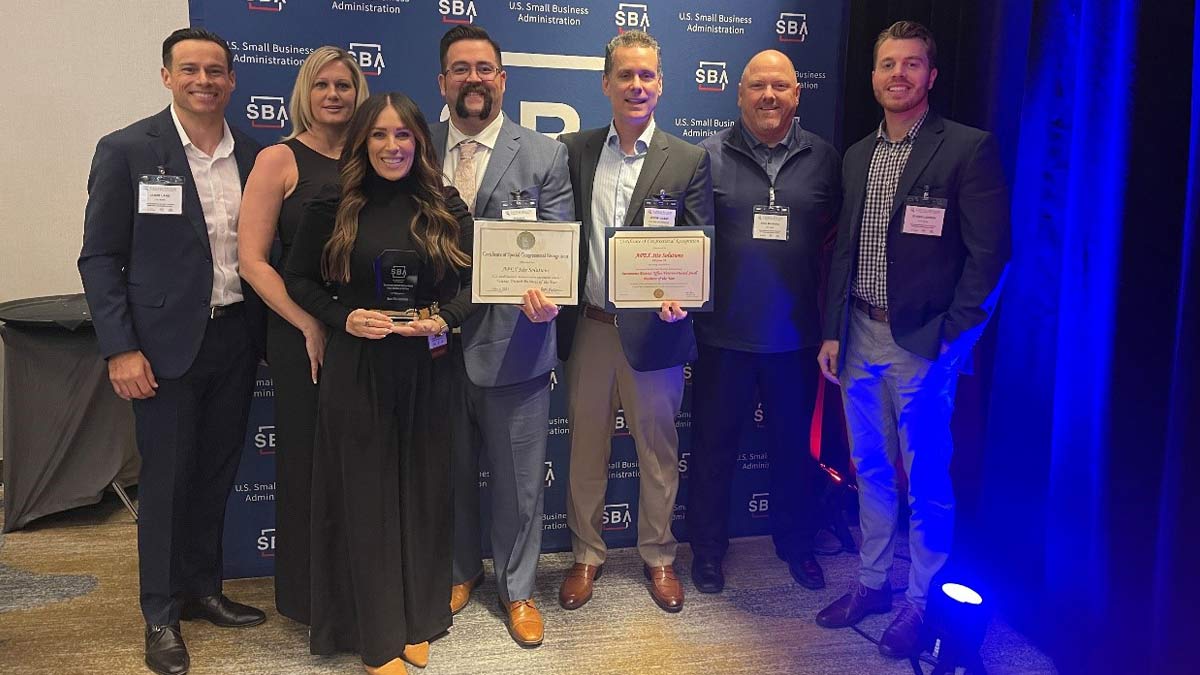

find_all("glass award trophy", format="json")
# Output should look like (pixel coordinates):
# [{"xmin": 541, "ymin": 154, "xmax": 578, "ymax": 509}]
[{"xmin": 373, "ymin": 249, "xmax": 421, "ymax": 322}]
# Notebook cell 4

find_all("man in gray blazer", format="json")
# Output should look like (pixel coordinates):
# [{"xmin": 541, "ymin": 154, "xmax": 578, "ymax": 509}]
[
  {"xmin": 431, "ymin": 24, "xmax": 574, "ymax": 647},
  {"xmin": 555, "ymin": 30, "xmax": 714, "ymax": 615}
]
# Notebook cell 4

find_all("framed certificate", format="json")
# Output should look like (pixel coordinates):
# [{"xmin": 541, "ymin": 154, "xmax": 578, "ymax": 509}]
[
  {"xmin": 472, "ymin": 219, "xmax": 581, "ymax": 305},
  {"xmin": 604, "ymin": 227, "xmax": 714, "ymax": 311}
]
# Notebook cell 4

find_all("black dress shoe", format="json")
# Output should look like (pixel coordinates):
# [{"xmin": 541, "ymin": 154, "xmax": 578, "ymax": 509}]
[
  {"xmin": 787, "ymin": 553, "xmax": 826, "ymax": 590},
  {"xmin": 180, "ymin": 594, "xmax": 266, "ymax": 628},
  {"xmin": 690, "ymin": 556, "xmax": 725, "ymax": 593},
  {"xmin": 879, "ymin": 606, "xmax": 927, "ymax": 658},
  {"xmin": 145, "ymin": 624, "xmax": 189, "ymax": 675}
]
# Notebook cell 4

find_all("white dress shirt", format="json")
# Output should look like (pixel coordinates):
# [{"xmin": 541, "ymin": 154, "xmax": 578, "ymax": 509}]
[
  {"xmin": 170, "ymin": 105, "xmax": 244, "ymax": 307},
  {"xmin": 584, "ymin": 118, "xmax": 656, "ymax": 308}
]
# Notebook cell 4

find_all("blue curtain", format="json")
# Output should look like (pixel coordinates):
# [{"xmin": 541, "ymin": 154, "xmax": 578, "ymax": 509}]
[{"xmin": 979, "ymin": 0, "xmax": 1197, "ymax": 672}]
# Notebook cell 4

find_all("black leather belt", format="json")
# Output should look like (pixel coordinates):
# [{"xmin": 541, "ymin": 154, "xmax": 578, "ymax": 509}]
[
  {"xmin": 583, "ymin": 303, "xmax": 618, "ymax": 326},
  {"xmin": 852, "ymin": 296, "xmax": 889, "ymax": 322},
  {"xmin": 209, "ymin": 302, "xmax": 244, "ymax": 320}
]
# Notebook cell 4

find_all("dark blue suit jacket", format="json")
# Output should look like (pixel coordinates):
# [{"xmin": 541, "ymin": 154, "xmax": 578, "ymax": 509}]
[
  {"xmin": 79, "ymin": 107, "xmax": 264, "ymax": 379},
  {"xmin": 824, "ymin": 111, "xmax": 1011, "ymax": 363},
  {"xmin": 557, "ymin": 125, "xmax": 714, "ymax": 372}
]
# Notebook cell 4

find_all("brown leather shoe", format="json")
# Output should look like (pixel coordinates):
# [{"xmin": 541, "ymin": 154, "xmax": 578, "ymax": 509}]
[
  {"xmin": 506, "ymin": 598, "xmax": 544, "ymax": 647},
  {"xmin": 449, "ymin": 572, "xmax": 483, "ymax": 614},
  {"xmin": 879, "ymin": 606, "xmax": 926, "ymax": 658},
  {"xmin": 558, "ymin": 563, "xmax": 603, "ymax": 610},
  {"xmin": 401, "ymin": 641, "xmax": 429, "ymax": 668},
  {"xmin": 644, "ymin": 564, "xmax": 684, "ymax": 613},
  {"xmin": 815, "ymin": 582, "xmax": 892, "ymax": 628}
]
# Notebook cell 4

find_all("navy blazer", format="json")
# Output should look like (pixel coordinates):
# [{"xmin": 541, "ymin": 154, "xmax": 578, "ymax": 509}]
[
  {"xmin": 79, "ymin": 107, "xmax": 264, "ymax": 379},
  {"xmin": 823, "ymin": 111, "xmax": 1011, "ymax": 363},
  {"xmin": 557, "ymin": 125, "xmax": 714, "ymax": 372},
  {"xmin": 431, "ymin": 116, "xmax": 575, "ymax": 387}
]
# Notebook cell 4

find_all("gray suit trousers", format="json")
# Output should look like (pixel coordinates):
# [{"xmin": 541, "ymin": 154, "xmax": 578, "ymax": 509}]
[{"xmin": 451, "ymin": 354, "xmax": 550, "ymax": 605}]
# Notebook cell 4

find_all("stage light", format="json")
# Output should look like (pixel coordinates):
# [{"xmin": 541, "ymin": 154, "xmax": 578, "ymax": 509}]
[{"xmin": 928, "ymin": 579, "xmax": 990, "ymax": 675}]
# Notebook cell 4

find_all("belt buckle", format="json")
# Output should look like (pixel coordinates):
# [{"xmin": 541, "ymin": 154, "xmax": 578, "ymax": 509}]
[{"xmin": 209, "ymin": 305, "xmax": 219, "ymax": 319}]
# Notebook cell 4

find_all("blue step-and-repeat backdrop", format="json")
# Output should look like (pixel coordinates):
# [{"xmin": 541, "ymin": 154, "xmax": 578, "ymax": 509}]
[{"xmin": 191, "ymin": 0, "xmax": 849, "ymax": 578}]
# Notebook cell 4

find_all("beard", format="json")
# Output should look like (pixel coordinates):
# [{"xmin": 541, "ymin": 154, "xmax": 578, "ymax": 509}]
[{"xmin": 455, "ymin": 83, "xmax": 493, "ymax": 120}]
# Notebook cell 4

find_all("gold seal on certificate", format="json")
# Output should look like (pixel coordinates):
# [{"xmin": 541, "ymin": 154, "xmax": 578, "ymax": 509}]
[
  {"xmin": 472, "ymin": 219, "xmax": 581, "ymax": 305},
  {"xmin": 605, "ymin": 227, "xmax": 714, "ymax": 310}
]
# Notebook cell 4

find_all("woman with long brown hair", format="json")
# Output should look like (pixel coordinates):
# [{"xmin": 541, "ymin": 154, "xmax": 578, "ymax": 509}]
[
  {"xmin": 238, "ymin": 45, "xmax": 368, "ymax": 627},
  {"xmin": 285, "ymin": 92, "xmax": 473, "ymax": 674}
]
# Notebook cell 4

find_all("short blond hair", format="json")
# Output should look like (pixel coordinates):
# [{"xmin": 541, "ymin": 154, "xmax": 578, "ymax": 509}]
[
  {"xmin": 604, "ymin": 30, "xmax": 662, "ymax": 78},
  {"xmin": 284, "ymin": 46, "xmax": 370, "ymax": 140}
]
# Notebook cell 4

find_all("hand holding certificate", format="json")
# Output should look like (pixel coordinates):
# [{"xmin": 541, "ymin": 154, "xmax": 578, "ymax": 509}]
[
  {"xmin": 604, "ymin": 227, "xmax": 714, "ymax": 311},
  {"xmin": 472, "ymin": 220, "xmax": 581, "ymax": 305}
]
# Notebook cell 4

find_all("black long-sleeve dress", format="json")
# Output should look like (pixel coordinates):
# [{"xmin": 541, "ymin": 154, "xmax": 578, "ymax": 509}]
[
  {"xmin": 269, "ymin": 138, "xmax": 339, "ymax": 626},
  {"xmin": 284, "ymin": 173, "xmax": 473, "ymax": 667}
]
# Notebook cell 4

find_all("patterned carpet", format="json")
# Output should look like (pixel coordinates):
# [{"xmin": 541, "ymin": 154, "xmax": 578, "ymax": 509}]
[{"xmin": 0, "ymin": 496, "xmax": 1057, "ymax": 674}]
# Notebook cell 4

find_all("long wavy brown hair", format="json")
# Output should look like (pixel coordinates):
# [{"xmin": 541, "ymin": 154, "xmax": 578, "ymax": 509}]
[{"xmin": 321, "ymin": 92, "xmax": 470, "ymax": 284}]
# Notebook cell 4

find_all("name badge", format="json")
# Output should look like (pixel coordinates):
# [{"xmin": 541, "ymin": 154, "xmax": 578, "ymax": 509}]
[
  {"xmin": 643, "ymin": 191, "xmax": 679, "ymax": 227},
  {"xmin": 138, "ymin": 174, "xmax": 184, "ymax": 215},
  {"xmin": 501, "ymin": 197, "xmax": 538, "ymax": 222},
  {"xmin": 752, "ymin": 205, "xmax": 790, "ymax": 241},
  {"xmin": 902, "ymin": 190, "xmax": 948, "ymax": 237},
  {"xmin": 428, "ymin": 332, "xmax": 448, "ymax": 352}
]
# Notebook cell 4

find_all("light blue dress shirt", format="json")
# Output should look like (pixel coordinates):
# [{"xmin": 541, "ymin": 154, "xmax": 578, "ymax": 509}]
[{"xmin": 584, "ymin": 119, "xmax": 657, "ymax": 308}]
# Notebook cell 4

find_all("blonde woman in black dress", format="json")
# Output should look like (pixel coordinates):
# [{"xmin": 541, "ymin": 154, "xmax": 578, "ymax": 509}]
[
  {"xmin": 285, "ymin": 92, "xmax": 473, "ymax": 674},
  {"xmin": 238, "ymin": 46, "xmax": 368, "ymax": 625}
]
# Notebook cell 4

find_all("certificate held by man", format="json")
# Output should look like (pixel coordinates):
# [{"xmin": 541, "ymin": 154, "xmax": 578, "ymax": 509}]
[
  {"xmin": 472, "ymin": 219, "xmax": 581, "ymax": 305},
  {"xmin": 605, "ymin": 227, "xmax": 714, "ymax": 311}
]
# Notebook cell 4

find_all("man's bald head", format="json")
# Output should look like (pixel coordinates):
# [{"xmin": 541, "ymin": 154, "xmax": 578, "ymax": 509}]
[{"xmin": 737, "ymin": 49, "xmax": 800, "ymax": 146}]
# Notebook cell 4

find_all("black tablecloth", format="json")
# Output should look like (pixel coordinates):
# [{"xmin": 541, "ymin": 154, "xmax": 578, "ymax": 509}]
[{"xmin": 1, "ymin": 294, "xmax": 138, "ymax": 531}]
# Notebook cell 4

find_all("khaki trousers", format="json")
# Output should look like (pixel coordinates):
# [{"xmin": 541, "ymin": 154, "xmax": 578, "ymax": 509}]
[{"xmin": 565, "ymin": 315, "xmax": 684, "ymax": 567}]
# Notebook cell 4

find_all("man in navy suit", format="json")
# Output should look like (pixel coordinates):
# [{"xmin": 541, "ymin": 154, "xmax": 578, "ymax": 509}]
[
  {"xmin": 555, "ymin": 30, "xmax": 714, "ymax": 615},
  {"xmin": 815, "ymin": 21, "xmax": 1011, "ymax": 658},
  {"xmin": 430, "ymin": 25, "xmax": 573, "ymax": 647},
  {"xmin": 78, "ymin": 28, "xmax": 266, "ymax": 675}
]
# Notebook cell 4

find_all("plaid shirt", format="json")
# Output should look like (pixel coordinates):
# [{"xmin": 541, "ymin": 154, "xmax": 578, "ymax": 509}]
[{"xmin": 852, "ymin": 109, "xmax": 929, "ymax": 309}]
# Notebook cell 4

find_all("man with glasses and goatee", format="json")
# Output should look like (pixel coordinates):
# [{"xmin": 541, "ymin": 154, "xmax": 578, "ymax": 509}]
[{"xmin": 429, "ymin": 24, "xmax": 573, "ymax": 648}]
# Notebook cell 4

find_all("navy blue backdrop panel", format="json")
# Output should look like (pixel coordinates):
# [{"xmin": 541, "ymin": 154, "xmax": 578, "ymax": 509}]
[{"xmin": 194, "ymin": 0, "xmax": 848, "ymax": 579}]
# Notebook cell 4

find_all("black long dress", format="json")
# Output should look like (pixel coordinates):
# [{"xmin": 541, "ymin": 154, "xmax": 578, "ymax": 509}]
[
  {"xmin": 269, "ymin": 137, "xmax": 339, "ymax": 626},
  {"xmin": 284, "ymin": 174, "xmax": 473, "ymax": 667}
]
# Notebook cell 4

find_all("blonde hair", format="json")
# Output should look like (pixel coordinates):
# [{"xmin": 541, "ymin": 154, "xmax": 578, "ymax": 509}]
[{"xmin": 284, "ymin": 46, "xmax": 369, "ymax": 140}]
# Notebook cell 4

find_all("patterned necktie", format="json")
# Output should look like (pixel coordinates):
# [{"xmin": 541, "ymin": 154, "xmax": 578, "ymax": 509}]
[{"xmin": 454, "ymin": 140, "xmax": 479, "ymax": 213}]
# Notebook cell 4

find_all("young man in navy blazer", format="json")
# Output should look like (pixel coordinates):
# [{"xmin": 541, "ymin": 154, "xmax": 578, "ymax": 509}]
[
  {"xmin": 78, "ymin": 28, "xmax": 266, "ymax": 675},
  {"xmin": 815, "ymin": 21, "xmax": 1011, "ymax": 659}
]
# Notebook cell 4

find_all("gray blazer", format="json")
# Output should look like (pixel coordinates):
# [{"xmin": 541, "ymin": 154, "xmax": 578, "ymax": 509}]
[
  {"xmin": 432, "ymin": 115, "xmax": 575, "ymax": 387},
  {"xmin": 557, "ymin": 125, "xmax": 714, "ymax": 371}
]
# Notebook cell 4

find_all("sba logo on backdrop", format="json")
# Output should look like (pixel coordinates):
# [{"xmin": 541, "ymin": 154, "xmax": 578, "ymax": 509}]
[
  {"xmin": 696, "ymin": 61, "xmax": 728, "ymax": 92},
  {"xmin": 777, "ymin": 12, "xmax": 809, "ymax": 43},
  {"xmin": 615, "ymin": 3, "xmax": 649, "ymax": 32},
  {"xmin": 257, "ymin": 528, "xmax": 276, "ymax": 557},
  {"xmin": 348, "ymin": 43, "xmax": 385, "ymax": 76},
  {"xmin": 253, "ymin": 424, "xmax": 277, "ymax": 455},
  {"xmin": 749, "ymin": 492, "xmax": 770, "ymax": 518},
  {"xmin": 440, "ymin": 0, "xmax": 477, "ymax": 23},
  {"xmin": 246, "ymin": 97, "xmax": 288, "ymax": 131},
  {"xmin": 603, "ymin": 503, "xmax": 633, "ymax": 531}
]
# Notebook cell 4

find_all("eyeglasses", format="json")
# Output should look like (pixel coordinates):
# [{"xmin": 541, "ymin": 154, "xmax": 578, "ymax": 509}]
[{"xmin": 445, "ymin": 63, "xmax": 501, "ymax": 81}]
